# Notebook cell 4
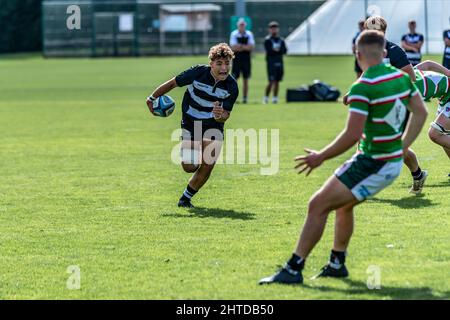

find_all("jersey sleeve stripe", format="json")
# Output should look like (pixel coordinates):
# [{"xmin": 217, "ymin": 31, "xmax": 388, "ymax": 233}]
[
  {"xmin": 349, "ymin": 108, "xmax": 369, "ymax": 115},
  {"xmin": 347, "ymin": 95, "xmax": 370, "ymax": 103}
]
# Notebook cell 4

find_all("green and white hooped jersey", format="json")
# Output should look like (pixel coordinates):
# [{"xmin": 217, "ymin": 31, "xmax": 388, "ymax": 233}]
[
  {"xmin": 414, "ymin": 69, "xmax": 450, "ymax": 105},
  {"xmin": 347, "ymin": 64, "xmax": 419, "ymax": 162}
]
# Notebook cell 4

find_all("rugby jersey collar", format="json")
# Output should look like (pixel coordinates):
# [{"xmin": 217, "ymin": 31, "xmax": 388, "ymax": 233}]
[
  {"xmin": 365, "ymin": 63, "xmax": 389, "ymax": 73},
  {"xmin": 209, "ymin": 68, "xmax": 225, "ymax": 93}
]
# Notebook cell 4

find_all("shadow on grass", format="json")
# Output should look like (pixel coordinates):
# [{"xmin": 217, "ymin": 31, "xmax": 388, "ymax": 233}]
[
  {"xmin": 422, "ymin": 180, "xmax": 450, "ymax": 188},
  {"xmin": 369, "ymin": 195, "xmax": 437, "ymax": 209},
  {"xmin": 303, "ymin": 278, "xmax": 450, "ymax": 300},
  {"xmin": 162, "ymin": 207, "xmax": 256, "ymax": 220},
  {"xmin": 398, "ymin": 179, "xmax": 450, "ymax": 189}
]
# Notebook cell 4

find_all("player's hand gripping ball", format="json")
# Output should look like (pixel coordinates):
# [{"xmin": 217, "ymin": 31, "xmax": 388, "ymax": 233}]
[{"xmin": 148, "ymin": 95, "xmax": 176, "ymax": 117}]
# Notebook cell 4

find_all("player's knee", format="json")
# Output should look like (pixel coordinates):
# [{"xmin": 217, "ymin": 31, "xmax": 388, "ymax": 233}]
[
  {"xmin": 428, "ymin": 126, "xmax": 441, "ymax": 144},
  {"xmin": 336, "ymin": 206, "xmax": 353, "ymax": 217},
  {"xmin": 308, "ymin": 193, "xmax": 330, "ymax": 216}
]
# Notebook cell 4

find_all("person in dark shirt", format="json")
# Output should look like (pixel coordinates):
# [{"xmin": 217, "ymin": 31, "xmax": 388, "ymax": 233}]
[
  {"xmin": 146, "ymin": 43, "xmax": 239, "ymax": 208},
  {"xmin": 401, "ymin": 20, "xmax": 424, "ymax": 66},
  {"xmin": 352, "ymin": 20, "xmax": 365, "ymax": 78},
  {"xmin": 230, "ymin": 18, "xmax": 255, "ymax": 104},
  {"xmin": 362, "ymin": 16, "xmax": 416, "ymax": 80},
  {"xmin": 263, "ymin": 21, "xmax": 287, "ymax": 104},
  {"xmin": 385, "ymin": 40, "xmax": 411, "ymax": 69},
  {"xmin": 443, "ymin": 22, "xmax": 450, "ymax": 69}
]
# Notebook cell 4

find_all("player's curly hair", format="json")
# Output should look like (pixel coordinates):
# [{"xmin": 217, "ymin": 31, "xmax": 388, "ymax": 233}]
[{"xmin": 208, "ymin": 43, "xmax": 235, "ymax": 61}]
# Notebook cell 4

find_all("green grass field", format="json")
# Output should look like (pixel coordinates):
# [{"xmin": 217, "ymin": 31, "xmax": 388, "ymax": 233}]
[{"xmin": 1, "ymin": 53, "xmax": 450, "ymax": 300}]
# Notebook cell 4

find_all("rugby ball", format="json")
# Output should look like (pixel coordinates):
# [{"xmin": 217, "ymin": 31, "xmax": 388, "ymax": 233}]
[{"xmin": 152, "ymin": 95, "xmax": 176, "ymax": 117}]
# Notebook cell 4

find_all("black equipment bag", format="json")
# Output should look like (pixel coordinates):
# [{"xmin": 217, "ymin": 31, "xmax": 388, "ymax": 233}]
[
  {"xmin": 286, "ymin": 86, "xmax": 316, "ymax": 102},
  {"xmin": 309, "ymin": 80, "xmax": 340, "ymax": 101}
]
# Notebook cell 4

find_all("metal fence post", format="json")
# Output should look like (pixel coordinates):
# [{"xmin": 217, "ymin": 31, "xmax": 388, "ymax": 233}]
[
  {"xmin": 307, "ymin": 18, "xmax": 311, "ymax": 55},
  {"xmin": 424, "ymin": 0, "xmax": 429, "ymax": 55},
  {"xmin": 91, "ymin": 2, "xmax": 96, "ymax": 57},
  {"xmin": 236, "ymin": 0, "xmax": 246, "ymax": 17}
]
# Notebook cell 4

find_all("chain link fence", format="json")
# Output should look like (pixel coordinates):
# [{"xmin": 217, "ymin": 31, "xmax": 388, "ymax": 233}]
[{"xmin": 42, "ymin": 0, "xmax": 324, "ymax": 57}]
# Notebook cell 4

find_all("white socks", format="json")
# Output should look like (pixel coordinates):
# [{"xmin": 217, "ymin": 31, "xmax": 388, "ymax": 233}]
[{"xmin": 262, "ymin": 96, "xmax": 279, "ymax": 104}]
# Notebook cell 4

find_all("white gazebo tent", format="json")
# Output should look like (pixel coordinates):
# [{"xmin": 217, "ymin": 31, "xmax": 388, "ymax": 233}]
[{"xmin": 286, "ymin": 0, "xmax": 450, "ymax": 55}]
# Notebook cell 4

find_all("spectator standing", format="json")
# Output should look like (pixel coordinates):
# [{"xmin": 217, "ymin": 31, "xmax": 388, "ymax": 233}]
[
  {"xmin": 263, "ymin": 21, "xmax": 287, "ymax": 104},
  {"xmin": 230, "ymin": 18, "xmax": 255, "ymax": 104},
  {"xmin": 443, "ymin": 20, "xmax": 450, "ymax": 69},
  {"xmin": 401, "ymin": 20, "xmax": 424, "ymax": 66}
]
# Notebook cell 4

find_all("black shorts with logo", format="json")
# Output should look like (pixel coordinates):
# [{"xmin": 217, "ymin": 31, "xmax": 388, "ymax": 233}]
[
  {"xmin": 232, "ymin": 56, "xmax": 251, "ymax": 79},
  {"xmin": 267, "ymin": 62, "xmax": 284, "ymax": 81},
  {"xmin": 181, "ymin": 116, "xmax": 224, "ymax": 141}
]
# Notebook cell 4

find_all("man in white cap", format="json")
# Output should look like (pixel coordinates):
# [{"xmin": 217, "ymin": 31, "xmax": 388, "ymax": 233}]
[{"xmin": 230, "ymin": 18, "xmax": 255, "ymax": 104}]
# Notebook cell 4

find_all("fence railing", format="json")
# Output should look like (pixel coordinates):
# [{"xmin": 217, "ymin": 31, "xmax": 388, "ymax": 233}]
[{"xmin": 42, "ymin": 0, "xmax": 324, "ymax": 57}]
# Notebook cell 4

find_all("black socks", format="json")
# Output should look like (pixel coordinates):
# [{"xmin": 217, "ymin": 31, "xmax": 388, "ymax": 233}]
[
  {"xmin": 330, "ymin": 250, "xmax": 346, "ymax": 267},
  {"xmin": 411, "ymin": 167, "xmax": 423, "ymax": 180},
  {"xmin": 286, "ymin": 251, "xmax": 345, "ymax": 272},
  {"xmin": 180, "ymin": 185, "xmax": 197, "ymax": 202},
  {"xmin": 287, "ymin": 253, "xmax": 305, "ymax": 271}
]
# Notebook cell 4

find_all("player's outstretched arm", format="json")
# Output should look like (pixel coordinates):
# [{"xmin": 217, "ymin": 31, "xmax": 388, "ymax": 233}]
[
  {"xmin": 401, "ymin": 64, "xmax": 416, "ymax": 82},
  {"xmin": 318, "ymin": 112, "xmax": 366, "ymax": 161},
  {"xmin": 294, "ymin": 112, "xmax": 366, "ymax": 176},
  {"xmin": 415, "ymin": 60, "xmax": 450, "ymax": 77},
  {"xmin": 403, "ymin": 94, "xmax": 428, "ymax": 150},
  {"xmin": 146, "ymin": 78, "xmax": 178, "ymax": 115}
]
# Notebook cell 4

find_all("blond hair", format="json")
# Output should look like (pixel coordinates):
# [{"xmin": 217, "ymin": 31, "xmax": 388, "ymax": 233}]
[
  {"xmin": 364, "ymin": 15, "xmax": 387, "ymax": 33},
  {"xmin": 208, "ymin": 43, "xmax": 235, "ymax": 61}
]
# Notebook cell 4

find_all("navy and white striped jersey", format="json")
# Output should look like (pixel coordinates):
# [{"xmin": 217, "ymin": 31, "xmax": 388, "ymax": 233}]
[
  {"xmin": 175, "ymin": 65, "xmax": 239, "ymax": 125},
  {"xmin": 443, "ymin": 30, "xmax": 450, "ymax": 64},
  {"xmin": 401, "ymin": 33, "xmax": 424, "ymax": 66}
]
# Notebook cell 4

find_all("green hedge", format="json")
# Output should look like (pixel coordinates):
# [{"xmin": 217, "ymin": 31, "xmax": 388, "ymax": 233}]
[{"xmin": 0, "ymin": 0, "xmax": 42, "ymax": 53}]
